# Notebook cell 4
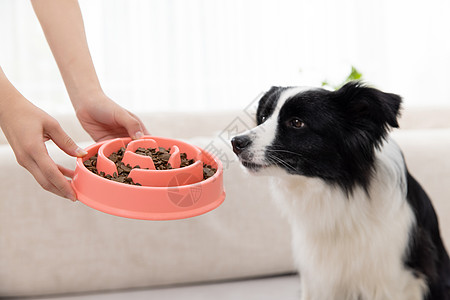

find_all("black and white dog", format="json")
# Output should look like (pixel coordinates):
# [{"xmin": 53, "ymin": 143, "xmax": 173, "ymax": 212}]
[{"xmin": 231, "ymin": 82, "xmax": 450, "ymax": 300}]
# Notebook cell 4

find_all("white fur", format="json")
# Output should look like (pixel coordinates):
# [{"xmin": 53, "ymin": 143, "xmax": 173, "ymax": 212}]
[
  {"xmin": 237, "ymin": 87, "xmax": 429, "ymax": 299},
  {"xmin": 267, "ymin": 138, "xmax": 427, "ymax": 300},
  {"xmin": 242, "ymin": 87, "xmax": 309, "ymax": 166}
]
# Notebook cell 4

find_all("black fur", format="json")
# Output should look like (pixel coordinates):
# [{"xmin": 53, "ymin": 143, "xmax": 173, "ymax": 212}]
[
  {"xmin": 256, "ymin": 86, "xmax": 286, "ymax": 124},
  {"xmin": 261, "ymin": 82, "xmax": 402, "ymax": 194},
  {"xmin": 405, "ymin": 171, "xmax": 450, "ymax": 299},
  {"xmin": 234, "ymin": 81, "xmax": 450, "ymax": 299}
]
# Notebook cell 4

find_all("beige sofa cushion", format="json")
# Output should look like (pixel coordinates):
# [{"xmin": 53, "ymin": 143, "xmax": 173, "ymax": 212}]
[
  {"xmin": 392, "ymin": 128, "xmax": 450, "ymax": 251},
  {"xmin": 0, "ymin": 108, "xmax": 449, "ymax": 297},
  {"xmin": 0, "ymin": 111, "xmax": 294, "ymax": 297}
]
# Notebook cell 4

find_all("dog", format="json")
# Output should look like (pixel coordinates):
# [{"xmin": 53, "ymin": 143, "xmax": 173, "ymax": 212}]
[{"xmin": 231, "ymin": 82, "xmax": 450, "ymax": 300}]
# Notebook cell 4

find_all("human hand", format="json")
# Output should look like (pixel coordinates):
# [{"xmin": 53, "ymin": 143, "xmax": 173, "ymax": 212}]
[
  {"xmin": 31, "ymin": 0, "xmax": 148, "ymax": 142},
  {"xmin": 0, "ymin": 96, "xmax": 86, "ymax": 201},
  {"xmin": 73, "ymin": 92, "xmax": 149, "ymax": 142}
]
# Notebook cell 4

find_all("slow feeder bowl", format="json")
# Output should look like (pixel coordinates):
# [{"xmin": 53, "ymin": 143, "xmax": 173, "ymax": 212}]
[{"xmin": 71, "ymin": 136, "xmax": 225, "ymax": 220}]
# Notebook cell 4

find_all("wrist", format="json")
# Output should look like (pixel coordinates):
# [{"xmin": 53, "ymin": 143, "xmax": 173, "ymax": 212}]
[
  {"xmin": 0, "ymin": 93, "xmax": 31, "ymax": 125},
  {"xmin": 0, "ymin": 83, "xmax": 27, "ymax": 121},
  {"xmin": 69, "ymin": 88, "xmax": 107, "ymax": 112}
]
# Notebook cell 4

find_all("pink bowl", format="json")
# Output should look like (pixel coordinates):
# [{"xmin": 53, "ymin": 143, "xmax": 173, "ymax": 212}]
[{"xmin": 71, "ymin": 136, "xmax": 225, "ymax": 220}]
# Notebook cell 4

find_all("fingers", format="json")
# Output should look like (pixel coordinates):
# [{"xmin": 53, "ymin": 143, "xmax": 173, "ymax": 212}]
[
  {"xmin": 58, "ymin": 164, "xmax": 75, "ymax": 178},
  {"xmin": 46, "ymin": 119, "xmax": 87, "ymax": 158},
  {"xmin": 25, "ymin": 154, "xmax": 77, "ymax": 202},
  {"xmin": 115, "ymin": 109, "xmax": 146, "ymax": 139},
  {"xmin": 128, "ymin": 111, "xmax": 150, "ymax": 135},
  {"xmin": 14, "ymin": 130, "xmax": 77, "ymax": 201}
]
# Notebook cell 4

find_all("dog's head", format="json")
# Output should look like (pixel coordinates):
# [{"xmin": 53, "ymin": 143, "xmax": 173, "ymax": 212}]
[{"xmin": 231, "ymin": 81, "xmax": 402, "ymax": 193}]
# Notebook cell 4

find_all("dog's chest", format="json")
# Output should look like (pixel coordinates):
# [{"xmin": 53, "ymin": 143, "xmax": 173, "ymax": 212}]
[{"xmin": 269, "ymin": 177, "xmax": 427, "ymax": 300}]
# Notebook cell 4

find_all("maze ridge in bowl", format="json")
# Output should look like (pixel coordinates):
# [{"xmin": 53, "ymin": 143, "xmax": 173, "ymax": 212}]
[{"xmin": 71, "ymin": 136, "xmax": 225, "ymax": 220}]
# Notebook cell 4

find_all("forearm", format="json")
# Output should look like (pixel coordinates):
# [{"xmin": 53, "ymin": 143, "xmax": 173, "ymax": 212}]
[
  {"xmin": 0, "ymin": 67, "xmax": 27, "ymax": 120},
  {"xmin": 31, "ymin": 0, "xmax": 103, "ymax": 109}
]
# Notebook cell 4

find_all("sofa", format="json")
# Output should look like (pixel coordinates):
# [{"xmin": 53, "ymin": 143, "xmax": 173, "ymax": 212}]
[{"xmin": 0, "ymin": 107, "xmax": 449, "ymax": 299}]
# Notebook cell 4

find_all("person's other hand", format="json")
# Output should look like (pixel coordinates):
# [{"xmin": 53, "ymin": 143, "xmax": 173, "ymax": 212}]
[
  {"xmin": 73, "ymin": 92, "xmax": 149, "ymax": 142},
  {"xmin": 0, "ymin": 96, "xmax": 86, "ymax": 201}
]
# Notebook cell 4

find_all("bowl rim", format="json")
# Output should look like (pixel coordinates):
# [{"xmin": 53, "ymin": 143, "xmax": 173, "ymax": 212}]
[{"xmin": 72, "ymin": 136, "xmax": 225, "ymax": 220}]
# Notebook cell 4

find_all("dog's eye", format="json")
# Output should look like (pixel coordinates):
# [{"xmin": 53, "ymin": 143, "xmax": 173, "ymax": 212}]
[
  {"xmin": 261, "ymin": 115, "xmax": 267, "ymax": 123},
  {"xmin": 287, "ymin": 118, "xmax": 305, "ymax": 129}
]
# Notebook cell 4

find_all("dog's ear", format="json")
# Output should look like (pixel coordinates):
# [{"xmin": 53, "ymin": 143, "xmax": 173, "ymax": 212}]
[
  {"xmin": 331, "ymin": 82, "xmax": 402, "ymax": 191},
  {"xmin": 333, "ymin": 81, "xmax": 402, "ymax": 130}
]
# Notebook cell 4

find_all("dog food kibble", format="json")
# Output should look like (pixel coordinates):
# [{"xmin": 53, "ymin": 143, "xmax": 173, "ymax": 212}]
[
  {"xmin": 203, "ymin": 164, "xmax": 216, "ymax": 180},
  {"xmin": 83, "ymin": 146, "xmax": 217, "ymax": 185}
]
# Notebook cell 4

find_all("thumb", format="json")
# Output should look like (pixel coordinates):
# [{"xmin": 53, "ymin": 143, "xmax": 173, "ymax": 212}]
[
  {"xmin": 115, "ymin": 109, "xmax": 144, "ymax": 139},
  {"xmin": 46, "ymin": 121, "xmax": 87, "ymax": 157}
]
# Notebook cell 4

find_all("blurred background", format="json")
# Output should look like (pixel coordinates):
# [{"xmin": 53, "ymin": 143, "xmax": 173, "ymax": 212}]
[
  {"xmin": 1, "ymin": 0, "xmax": 449, "ymax": 114},
  {"xmin": 1, "ymin": 2, "xmax": 450, "ymax": 298}
]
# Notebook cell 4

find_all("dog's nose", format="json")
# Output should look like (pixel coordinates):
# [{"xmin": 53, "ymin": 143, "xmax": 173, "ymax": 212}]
[{"xmin": 231, "ymin": 135, "xmax": 252, "ymax": 155}]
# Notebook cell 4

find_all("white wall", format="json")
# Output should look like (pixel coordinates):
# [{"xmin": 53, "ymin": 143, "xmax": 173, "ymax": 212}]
[{"xmin": 1, "ymin": 0, "xmax": 449, "ymax": 114}]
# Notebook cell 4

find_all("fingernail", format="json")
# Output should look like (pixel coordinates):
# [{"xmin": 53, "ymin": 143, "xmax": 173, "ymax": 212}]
[
  {"xmin": 134, "ymin": 131, "xmax": 143, "ymax": 139},
  {"xmin": 75, "ymin": 147, "xmax": 88, "ymax": 157},
  {"xmin": 67, "ymin": 194, "xmax": 77, "ymax": 202}
]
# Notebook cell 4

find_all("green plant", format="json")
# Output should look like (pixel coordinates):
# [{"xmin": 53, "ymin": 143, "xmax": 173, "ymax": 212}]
[{"xmin": 321, "ymin": 66, "xmax": 363, "ymax": 90}]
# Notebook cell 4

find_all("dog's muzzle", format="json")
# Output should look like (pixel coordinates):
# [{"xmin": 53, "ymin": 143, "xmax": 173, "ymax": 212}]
[{"xmin": 231, "ymin": 135, "xmax": 252, "ymax": 155}]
